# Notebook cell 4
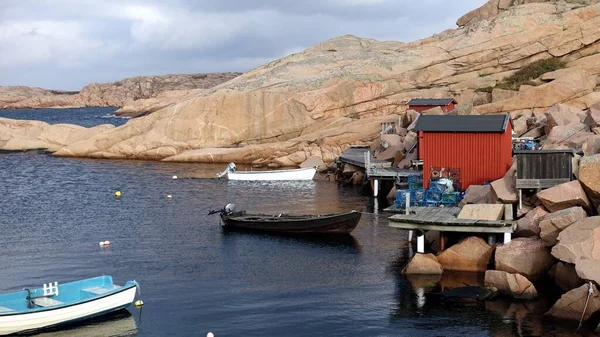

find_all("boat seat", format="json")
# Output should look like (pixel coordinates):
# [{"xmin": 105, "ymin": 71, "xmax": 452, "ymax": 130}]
[
  {"xmin": 34, "ymin": 297, "xmax": 63, "ymax": 307},
  {"xmin": 0, "ymin": 305, "xmax": 14, "ymax": 313},
  {"xmin": 81, "ymin": 286, "xmax": 113, "ymax": 295}
]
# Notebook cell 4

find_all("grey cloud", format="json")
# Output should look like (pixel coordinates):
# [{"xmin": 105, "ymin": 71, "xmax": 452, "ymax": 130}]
[{"xmin": 0, "ymin": 0, "xmax": 486, "ymax": 90}]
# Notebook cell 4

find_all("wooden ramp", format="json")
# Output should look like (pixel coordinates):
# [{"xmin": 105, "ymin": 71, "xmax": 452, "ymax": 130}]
[{"xmin": 388, "ymin": 207, "xmax": 516, "ymax": 234}]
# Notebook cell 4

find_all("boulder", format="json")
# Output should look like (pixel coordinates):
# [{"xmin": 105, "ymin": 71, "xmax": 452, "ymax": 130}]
[
  {"xmin": 549, "ymin": 262, "xmax": 585, "ymax": 292},
  {"xmin": 459, "ymin": 185, "xmax": 498, "ymax": 206},
  {"xmin": 552, "ymin": 217, "xmax": 600, "ymax": 264},
  {"xmin": 484, "ymin": 270, "xmax": 538, "ymax": 299},
  {"xmin": 516, "ymin": 206, "xmax": 549, "ymax": 237},
  {"xmin": 539, "ymin": 206, "xmax": 587, "ymax": 246},
  {"xmin": 387, "ymin": 186, "xmax": 397, "ymax": 201},
  {"xmin": 575, "ymin": 259, "xmax": 600, "ymax": 285},
  {"xmin": 397, "ymin": 151, "xmax": 417, "ymax": 169},
  {"xmin": 351, "ymin": 172, "xmax": 364, "ymax": 185},
  {"xmin": 495, "ymin": 237, "xmax": 555, "ymax": 281},
  {"xmin": 579, "ymin": 154, "xmax": 600, "ymax": 210},
  {"xmin": 300, "ymin": 156, "xmax": 324, "ymax": 168},
  {"xmin": 401, "ymin": 110, "xmax": 419, "ymax": 128},
  {"xmin": 543, "ymin": 122, "xmax": 594, "ymax": 152},
  {"xmin": 436, "ymin": 237, "xmax": 493, "ymax": 272},
  {"xmin": 402, "ymin": 253, "xmax": 443, "ymax": 275},
  {"xmin": 537, "ymin": 180, "xmax": 592, "ymax": 213},
  {"xmin": 380, "ymin": 134, "xmax": 402, "ymax": 148},
  {"xmin": 544, "ymin": 103, "xmax": 586, "ymax": 135},
  {"xmin": 547, "ymin": 283, "xmax": 600, "ymax": 322},
  {"xmin": 403, "ymin": 132, "xmax": 417, "ymax": 152},
  {"xmin": 583, "ymin": 136, "xmax": 600, "ymax": 156},
  {"xmin": 512, "ymin": 116, "xmax": 528, "ymax": 136},
  {"xmin": 586, "ymin": 101, "xmax": 600, "ymax": 128},
  {"xmin": 375, "ymin": 144, "xmax": 404, "ymax": 161},
  {"xmin": 458, "ymin": 204, "xmax": 504, "ymax": 221},
  {"xmin": 491, "ymin": 175, "xmax": 518, "ymax": 204},
  {"xmin": 342, "ymin": 164, "xmax": 361, "ymax": 176}
]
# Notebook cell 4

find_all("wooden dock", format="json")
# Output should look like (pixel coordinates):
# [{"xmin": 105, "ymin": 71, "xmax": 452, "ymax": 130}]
[
  {"xmin": 338, "ymin": 146, "xmax": 390, "ymax": 169},
  {"xmin": 338, "ymin": 146, "xmax": 421, "ymax": 197},
  {"xmin": 388, "ymin": 206, "xmax": 516, "ymax": 252}
]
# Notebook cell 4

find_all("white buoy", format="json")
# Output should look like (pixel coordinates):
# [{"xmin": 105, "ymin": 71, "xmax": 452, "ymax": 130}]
[
  {"xmin": 99, "ymin": 240, "xmax": 111, "ymax": 247},
  {"xmin": 207, "ymin": 333, "xmax": 214, "ymax": 337},
  {"xmin": 172, "ymin": 175, "xmax": 178, "ymax": 180},
  {"xmin": 167, "ymin": 195, "xmax": 173, "ymax": 199}
]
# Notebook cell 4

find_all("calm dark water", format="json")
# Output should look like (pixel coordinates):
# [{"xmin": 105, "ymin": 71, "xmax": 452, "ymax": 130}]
[{"xmin": 0, "ymin": 109, "xmax": 587, "ymax": 336}]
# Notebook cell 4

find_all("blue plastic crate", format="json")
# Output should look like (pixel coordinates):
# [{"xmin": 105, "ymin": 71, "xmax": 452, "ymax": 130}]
[
  {"xmin": 411, "ymin": 189, "xmax": 426, "ymax": 202},
  {"xmin": 441, "ymin": 192, "xmax": 460, "ymax": 204},
  {"xmin": 408, "ymin": 174, "xmax": 424, "ymax": 184},
  {"xmin": 423, "ymin": 200, "xmax": 440, "ymax": 207},
  {"xmin": 429, "ymin": 181, "xmax": 447, "ymax": 193},
  {"xmin": 425, "ymin": 189, "xmax": 442, "ymax": 202},
  {"xmin": 409, "ymin": 182, "xmax": 423, "ymax": 190},
  {"xmin": 395, "ymin": 189, "xmax": 411, "ymax": 202}
]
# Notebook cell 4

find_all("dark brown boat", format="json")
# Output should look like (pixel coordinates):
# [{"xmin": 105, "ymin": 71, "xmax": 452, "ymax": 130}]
[{"xmin": 209, "ymin": 204, "xmax": 361, "ymax": 234}]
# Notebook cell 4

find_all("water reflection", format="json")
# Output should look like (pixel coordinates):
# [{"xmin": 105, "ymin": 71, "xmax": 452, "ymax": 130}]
[{"xmin": 29, "ymin": 310, "xmax": 137, "ymax": 337}]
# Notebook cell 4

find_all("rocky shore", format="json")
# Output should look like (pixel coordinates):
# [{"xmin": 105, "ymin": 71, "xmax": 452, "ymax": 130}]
[{"xmin": 0, "ymin": 73, "xmax": 240, "ymax": 111}]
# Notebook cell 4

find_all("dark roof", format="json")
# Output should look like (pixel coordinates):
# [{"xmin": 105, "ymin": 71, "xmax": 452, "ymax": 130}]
[
  {"xmin": 413, "ymin": 114, "xmax": 510, "ymax": 133},
  {"xmin": 407, "ymin": 98, "xmax": 457, "ymax": 106}
]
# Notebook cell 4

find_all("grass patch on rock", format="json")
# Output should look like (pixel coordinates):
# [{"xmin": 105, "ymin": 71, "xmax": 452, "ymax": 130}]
[{"xmin": 498, "ymin": 58, "xmax": 566, "ymax": 90}]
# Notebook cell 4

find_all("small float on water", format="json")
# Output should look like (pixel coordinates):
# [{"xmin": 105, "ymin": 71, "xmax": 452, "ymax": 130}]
[
  {"xmin": 216, "ymin": 163, "xmax": 316, "ymax": 181},
  {"xmin": 209, "ymin": 204, "xmax": 361, "ymax": 234},
  {"xmin": 0, "ymin": 275, "xmax": 139, "ymax": 335}
]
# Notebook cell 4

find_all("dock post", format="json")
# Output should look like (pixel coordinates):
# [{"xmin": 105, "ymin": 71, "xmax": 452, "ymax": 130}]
[
  {"xmin": 504, "ymin": 233, "xmax": 512, "ymax": 244},
  {"xmin": 373, "ymin": 179, "xmax": 379, "ymax": 197},
  {"xmin": 417, "ymin": 234, "xmax": 425, "ymax": 253},
  {"xmin": 405, "ymin": 193, "xmax": 413, "ymax": 242},
  {"xmin": 488, "ymin": 235, "xmax": 496, "ymax": 246},
  {"xmin": 518, "ymin": 189, "xmax": 523, "ymax": 210}
]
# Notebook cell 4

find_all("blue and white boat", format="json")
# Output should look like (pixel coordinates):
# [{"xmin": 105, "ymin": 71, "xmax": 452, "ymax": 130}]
[{"xmin": 0, "ymin": 275, "xmax": 139, "ymax": 335}]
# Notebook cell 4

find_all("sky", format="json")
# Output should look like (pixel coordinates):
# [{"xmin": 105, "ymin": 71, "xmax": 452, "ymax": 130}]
[{"xmin": 0, "ymin": 0, "xmax": 487, "ymax": 90}]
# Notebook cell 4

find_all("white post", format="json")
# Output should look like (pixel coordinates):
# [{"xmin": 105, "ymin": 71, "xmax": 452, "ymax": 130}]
[
  {"xmin": 519, "ymin": 189, "xmax": 523, "ymax": 210},
  {"xmin": 417, "ymin": 234, "xmax": 425, "ymax": 253},
  {"xmin": 408, "ymin": 230, "xmax": 413, "ymax": 242},
  {"xmin": 488, "ymin": 234, "xmax": 496, "ymax": 246},
  {"xmin": 504, "ymin": 233, "xmax": 512, "ymax": 244},
  {"xmin": 373, "ymin": 179, "xmax": 379, "ymax": 197},
  {"xmin": 405, "ymin": 193, "xmax": 411, "ymax": 214}
]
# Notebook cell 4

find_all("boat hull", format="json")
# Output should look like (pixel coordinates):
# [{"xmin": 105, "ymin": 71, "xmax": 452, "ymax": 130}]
[
  {"xmin": 0, "ymin": 285, "xmax": 136, "ymax": 335},
  {"xmin": 220, "ymin": 211, "xmax": 361, "ymax": 234},
  {"xmin": 227, "ymin": 167, "xmax": 316, "ymax": 181}
]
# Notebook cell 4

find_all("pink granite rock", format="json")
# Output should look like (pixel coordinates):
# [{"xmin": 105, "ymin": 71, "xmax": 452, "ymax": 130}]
[
  {"xmin": 484, "ymin": 270, "xmax": 538, "ymax": 299},
  {"xmin": 537, "ymin": 180, "xmax": 592, "ymax": 213},
  {"xmin": 495, "ymin": 237, "xmax": 555, "ymax": 281},
  {"xmin": 436, "ymin": 237, "xmax": 493, "ymax": 272},
  {"xmin": 552, "ymin": 217, "xmax": 600, "ymax": 264},
  {"xmin": 539, "ymin": 207, "xmax": 587, "ymax": 246}
]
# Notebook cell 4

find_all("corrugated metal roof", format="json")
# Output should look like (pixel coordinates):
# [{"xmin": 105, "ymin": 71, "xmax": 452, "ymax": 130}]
[
  {"xmin": 407, "ymin": 98, "xmax": 457, "ymax": 106},
  {"xmin": 414, "ymin": 114, "xmax": 510, "ymax": 133}
]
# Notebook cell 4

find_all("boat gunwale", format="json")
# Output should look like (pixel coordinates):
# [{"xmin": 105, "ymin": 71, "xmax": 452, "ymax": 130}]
[
  {"xmin": 222, "ymin": 211, "xmax": 359, "ymax": 223},
  {"xmin": 228, "ymin": 167, "xmax": 316, "ymax": 175},
  {"xmin": 0, "ymin": 283, "xmax": 137, "ymax": 317}
]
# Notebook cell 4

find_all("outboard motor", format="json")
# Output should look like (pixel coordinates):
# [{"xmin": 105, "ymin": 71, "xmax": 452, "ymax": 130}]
[
  {"xmin": 208, "ymin": 203, "xmax": 237, "ymax": 215},
  {"xmin": 216, "ymin": 162, "xmax": 237, "ymax": 179},
  {"xmin": 224, "ymin": 203, "xmax": 236, "ymax": 215}
]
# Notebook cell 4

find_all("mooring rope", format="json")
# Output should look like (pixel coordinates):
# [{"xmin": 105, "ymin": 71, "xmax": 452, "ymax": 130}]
[{"xmin": 577, "ymin": 282, "xmax": 594, "ymax": 332}]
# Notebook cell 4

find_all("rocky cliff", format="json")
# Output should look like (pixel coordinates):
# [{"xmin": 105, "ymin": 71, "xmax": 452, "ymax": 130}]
[
  {"xmin": 3, "ymin": 2, "xmax": 600, "ymax": 166},
  {"xmin": 0, "ymin": 73, "xmax": 240, "ymax": 110}
]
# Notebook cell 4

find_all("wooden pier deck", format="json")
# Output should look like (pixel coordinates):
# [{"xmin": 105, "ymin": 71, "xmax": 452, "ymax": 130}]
[
  {"xmin": 388, "ymin": 206, "xmax": 516, "ymax": 252},
  {"xmin": 388, "ymin": 207, "xmax": 516, "ymax": 234},
  {"xmin": 338, "ymin": 146, "xmax": 390, "ymax": 169}
]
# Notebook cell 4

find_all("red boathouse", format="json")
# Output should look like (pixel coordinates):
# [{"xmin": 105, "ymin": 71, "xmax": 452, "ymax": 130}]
[
  {"xmin": 407, "ymin": 98, "xmax": 457, "ymax": 113},
  {"xmin": 414, "ymin": 114, "xmax": 513, "ymax": 191}
]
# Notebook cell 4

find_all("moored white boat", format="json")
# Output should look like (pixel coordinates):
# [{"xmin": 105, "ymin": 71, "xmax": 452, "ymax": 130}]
[
  {"xmin": 0, "ymin": 275, "xmax": 138, "ymax": 335},
  {"xmin": 216, "ymin": 162, "xmax": 316, "ymax": 181}
]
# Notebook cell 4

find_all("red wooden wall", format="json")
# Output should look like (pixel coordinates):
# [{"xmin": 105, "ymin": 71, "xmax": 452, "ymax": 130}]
[
  {"xmin": 409, "ymin": 103, "xmax": 455, "ymax": 113},
  {"xmin": 418, "ymin": 123, "xmax": 513, "ymax": 191}
]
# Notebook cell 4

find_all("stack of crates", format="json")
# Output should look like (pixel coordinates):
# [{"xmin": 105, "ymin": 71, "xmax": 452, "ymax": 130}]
[
  {"xmin": 408, "ymin": 174, "xmax": 423, "ymax": 190},
  {"xmin": 441, "ymin": 192, "xmax": 461, "ymax": 207},
  {"xmin": 394, "ymin": 189, "xmax": 410, "ymax": 209}
]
